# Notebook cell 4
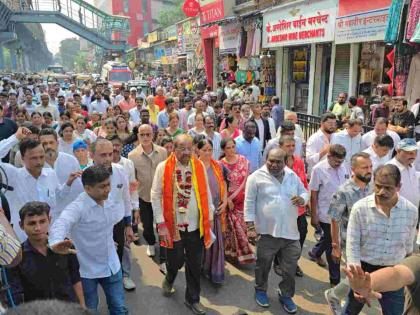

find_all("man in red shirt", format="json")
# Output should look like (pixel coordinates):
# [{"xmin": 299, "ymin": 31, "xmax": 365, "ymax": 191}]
[
  {"xmin": 154, "ymin": 87, "xmax": 166, "ymax": 112},
  {"xmin": 118, "ymin": 89, "xmax": 135, "ymax": 112},
  {"xmin": 274, "ymin": 135, "xmax": 308, "ymax": 277}
]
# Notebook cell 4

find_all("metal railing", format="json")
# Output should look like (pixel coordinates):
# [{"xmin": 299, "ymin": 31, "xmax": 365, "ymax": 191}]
[
  {"xmin": 1, "ymin": 0, "xmax": 130, "ymax": 42},
  {"xmin": 297, "ymin": 112, "xmax": 374, "ymax": 141}
]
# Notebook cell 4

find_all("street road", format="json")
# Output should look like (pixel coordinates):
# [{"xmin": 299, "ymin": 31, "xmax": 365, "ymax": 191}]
[{"xmin": 100, "ymin": 219, "xmax": 380, "ymax": 314}]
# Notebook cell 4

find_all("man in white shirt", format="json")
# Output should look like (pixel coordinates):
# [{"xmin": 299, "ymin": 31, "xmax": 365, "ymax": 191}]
[
  {"xmin": 363, "ymin": 135, "xmax": 394, "ymax": 171},
  {"xmin": 331, "ymin": 118, "xmax": 363, "ymax": 165},
  {"xmin": 179, "ymin": 96, "xmax": 194, "ymax": 131},
  {"xmin": 245, "ymin": 148, "xmax": 308, "ymax": 313},
  {"xmin": 35, "ymin": 93, "xmax": 60, "ymax": 122},
  {"xmin": 203, "ymin": 116, "xmax": 222, "ymax": 160},
  {"xmin": 90, "ymin": 92, "xmax": 109, "ymax": 114},
  {"xmin": 386, "ymin": 138, "xmax": 420, "ymax": 208},
  {"xmin": 250, "ymin": 80, "xmax": 260, "ymax": 101},
  {"xmin": 361, "ymin": 117, "xmax": 400, "ymax": 155},
  {"xmin": 0, "ymin": 127, "xmax": 80, "ymax": 241},
  {"xmin": 39, "ymin": 128, "xmax": 83, "ymax": 215},
  {"xmin": 49, "ymin": 165, "xmax": 129, "ymax": 314},
  {"xmin": 262, "ymin": 103, "xmax": 277, "ymax": 139},
  {"xmin": 81, "ymin": 88, "xmax": 92, "ymax": 112},
  {"xmin": 128, "ymin": 97, "xmax": 144, "ymax": 125},
  {"xmin": 309, "ymin": 144, "xmax": 350, "ymax": 286},
  {"xmin": 306, "ymin": 113, "xmax": 337, "ymax": 174},
  {"xmin": 108, "ymin": 135, "xmax": 139, "ymax": 288}
]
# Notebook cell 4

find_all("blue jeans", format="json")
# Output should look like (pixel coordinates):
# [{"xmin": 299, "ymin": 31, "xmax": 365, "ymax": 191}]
[
  {"xmin": 81, "ymin": 269, "xmax": 128, "ymax": 315},
  {"xmin": 342, "ymin": 262, "xmax": 405, "ymax": 315},
  {"xmin": 310, "ymin": 222, "xmax": 340, "ymax": 285}
]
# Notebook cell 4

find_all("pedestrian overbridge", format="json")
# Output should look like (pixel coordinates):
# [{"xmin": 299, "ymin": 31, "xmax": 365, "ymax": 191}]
[{"xmin": 0, "ymin": 0, "xmax": 130, "ymax": 51}]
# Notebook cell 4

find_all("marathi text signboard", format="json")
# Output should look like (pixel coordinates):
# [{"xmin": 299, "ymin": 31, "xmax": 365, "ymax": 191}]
[
  {"xmin": 262, "ymin": 0, "xmax": 336, "ymax": 48},
  {"xmin": 199, "ymin": 0, "xmax": 224, "ymax": 25},
  {"xmin": 335, "ymin": 0, "xmax": 391, "ymax": 44}
]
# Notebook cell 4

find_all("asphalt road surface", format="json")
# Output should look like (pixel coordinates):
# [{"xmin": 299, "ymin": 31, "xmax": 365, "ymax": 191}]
[{"xmin": 99, "ymin": 219, "xmax": 380, "ymax": 315}]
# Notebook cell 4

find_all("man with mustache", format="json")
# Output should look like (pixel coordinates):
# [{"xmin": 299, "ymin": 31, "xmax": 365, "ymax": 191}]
[
  {"xmin": 89, "ymin": 138, "xmax": 135, "ymax": 264},
  {"xmin": 387, "ymin": 138, "xmax": 420, "ymax": 208},
  {"xmin": 0, "ymin": 127, "xmax": 81, "ymax": 241},
  {"xmin": 325, "ymin": 153, "xmax": 373, "ymax": 314},
  {"xmin": 39, "ymin": 128, "xmax": 83, "ymax": 215},
  {"xmin": 344, "ymin": 164, "xmax": 418, "ymax": 314}
]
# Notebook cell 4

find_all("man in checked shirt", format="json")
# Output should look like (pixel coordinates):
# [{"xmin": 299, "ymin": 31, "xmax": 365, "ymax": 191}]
[{"xmin": 344, "ymin": 164, "xmax": 418, "ymax": 315}]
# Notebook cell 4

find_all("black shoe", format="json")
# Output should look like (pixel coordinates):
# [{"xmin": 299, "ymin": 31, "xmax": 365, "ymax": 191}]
[
  {"xmin": 162, "ymin": 278, "xmax": 175, "ymax": 296},
  {"xmin": 295, "ymin": 265, "xmax": 303, "ymax": 277},
  {"xmin": 184, "ymin": 301, "xmax": 206, "ymax": 315}
]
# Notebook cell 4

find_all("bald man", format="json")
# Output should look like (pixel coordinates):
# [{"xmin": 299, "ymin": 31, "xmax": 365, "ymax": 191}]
[
  {"xmin": 128, "ymin": 124, "xmax": 167, "ymax": 270},
  {"xmin": 151, "ymin": 134, "xmax": 214, "ymax": 315}
]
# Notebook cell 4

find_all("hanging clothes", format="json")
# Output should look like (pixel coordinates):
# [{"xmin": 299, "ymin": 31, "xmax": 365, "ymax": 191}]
[
  {"xmin": 406, "ymin": 53, "xmax": 420, "ymax": 105},
  {"xmin": 245, "ymin": 28, "xmax": 255, "ymax": 57},
  {"xmin": 238, "ymin": 28, "xmax": 247, "ymax": 58},
  {"xmin": 384, "ymin": 0, "xmax": 404, "ymax": 44},
  {"xmin": 251, "ymin": 27, "xmax": 261, "ymax": 56},
  {"xmin": 407, "ymin": 0, "xmax": 420, "ymax": 40}
]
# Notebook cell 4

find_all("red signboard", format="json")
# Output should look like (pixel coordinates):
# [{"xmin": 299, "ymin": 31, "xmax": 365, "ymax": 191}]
[
  {"xmin": 183, "ymin": 0, "xmax": 200, "ymax": 17},
  {"xmin": 338, "ymin": 0, "xmax": 391, "ymax": 17},
  {"xmin": 199, "ymin": 0, "xmax": 224, "ymax": 25}
]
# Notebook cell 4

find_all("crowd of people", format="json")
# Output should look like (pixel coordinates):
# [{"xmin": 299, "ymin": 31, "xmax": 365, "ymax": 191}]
[{"xmin": 0, "ymin": 74, "xmax": 418, "ymax": 315}]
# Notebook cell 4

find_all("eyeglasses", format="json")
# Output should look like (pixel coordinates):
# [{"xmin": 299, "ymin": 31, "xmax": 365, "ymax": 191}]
[{"xmin": 139, "ymin": 133, "xmax": 152, "ymax": 137}]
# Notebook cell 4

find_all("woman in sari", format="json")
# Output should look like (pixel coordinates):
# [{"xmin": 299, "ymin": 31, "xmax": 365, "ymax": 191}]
[
  {"xmin": 220, "ymin": 138, "xmax": 255, "ymax": 265},
  {"xmin": 197, "ymin": 138, "xmax": 227, "ymax": 284},
  {"xmin": 220, "ymin": 115, "xmax": 242, "ymax": 140}
]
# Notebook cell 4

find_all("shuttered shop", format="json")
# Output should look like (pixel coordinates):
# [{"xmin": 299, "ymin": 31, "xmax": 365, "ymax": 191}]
[{"xmin": 332, "ymin": 44, "xmax": 350, "ymax": 100}]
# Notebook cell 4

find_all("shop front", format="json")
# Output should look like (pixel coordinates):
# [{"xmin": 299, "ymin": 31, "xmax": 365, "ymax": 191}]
[
  {"xmin": 333, "ymin": 0, "xmax": 394, "ymax": 116},
  {"xmin": 262, "ymin": 0, "xmax": 337, "ymax": 114}
]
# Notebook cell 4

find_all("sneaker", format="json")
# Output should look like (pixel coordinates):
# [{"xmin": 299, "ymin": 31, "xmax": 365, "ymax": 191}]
[
  {"xmin": 184, "ymin": 301, "xmax": 206, "ymax": 315},
  {"xmin": 159, "ymin": 263, "xmax": 167, "ymax": 275},
  {"xmin": 146, "ymin": 245, "xmax": 156, "ymax": 257},
  {"xmin": 324, "ymin": 288, "xmax": 342, "ymax": 315},
  {"xmin": 308, "ymin": 251, "xmax": 327, "ymax": 267},
  {"xmin": 255, "ymin": 289, "xmax": 269, "ymax": 308},
  {"xmin": 162, "ymin": 278, "xmax": 175, "ymax": 296},
  {"xmin": 295, "ymin": 265, "xmax": 304, "ymax": 277},
  {"xmin": 123, "ymin": 276, "xmax": 136, "ymax": 291},
  {"xmin": 277, "ymin": 289, "xmax": 297, "ymax": 314}
]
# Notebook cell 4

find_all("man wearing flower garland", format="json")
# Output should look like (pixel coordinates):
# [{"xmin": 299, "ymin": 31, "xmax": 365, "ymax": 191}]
[{"xmin": 151, "ymin": 134, "xmax": 214, "ymax": 315}]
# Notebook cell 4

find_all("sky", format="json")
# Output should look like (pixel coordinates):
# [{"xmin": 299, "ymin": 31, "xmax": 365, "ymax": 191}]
[{"xmin": 42, "ymin": 0, "xmax": 94, "ymax": 55}]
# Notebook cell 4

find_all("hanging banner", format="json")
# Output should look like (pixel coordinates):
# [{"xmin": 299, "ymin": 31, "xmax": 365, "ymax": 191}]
[
  {"xmin": 335, "ymin": 0, "xmax": 391, "ymax": 44},
  {"xmin": 183, "ymin": 0, "xmax": 200, "ymax": 17},
  {"xmin": 219, "ymin": 22, "xmax": 241, "ymax": 52},
  {"xmin": 262, "ymin": 0, "xmax": 337, "ymax": 48}
]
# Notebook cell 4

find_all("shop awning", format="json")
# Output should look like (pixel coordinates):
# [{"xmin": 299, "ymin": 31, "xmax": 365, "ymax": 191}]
[
  {"xmin": 200, "ymin": 15, "xmax": 237, "ymax": 28},
  {"xmin": 384, "ymin": 0, "xmax": 404, "ymax": 44},
  {"xmin": 410, "ymin": 22, "xmax": 420, "ymax": 43}
]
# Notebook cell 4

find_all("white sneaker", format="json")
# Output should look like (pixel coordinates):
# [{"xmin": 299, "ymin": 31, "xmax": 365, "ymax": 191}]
[
  {"xmin": 324, "ymin": 288, "xmax": 341, "ymax": 315},
  {"xmin": 159, "ymin": 263, "xmax": 167, "ymax": 275},
  {"xmin": 146, "ymin": 245, "xmax": 156, "ymax": 257},
  {"xmin": 123, "ymin": 276, "xmax": 136, "ymax": 291}
]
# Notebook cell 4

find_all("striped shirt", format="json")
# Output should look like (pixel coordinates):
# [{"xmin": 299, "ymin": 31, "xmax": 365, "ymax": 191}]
[
  {"xmin": 346, "ymin": 194, "xmax": 418, "ymax": 267},
  {"xmin": 0, "ymin": 224, "xmax": 21, "ymax": 266}
]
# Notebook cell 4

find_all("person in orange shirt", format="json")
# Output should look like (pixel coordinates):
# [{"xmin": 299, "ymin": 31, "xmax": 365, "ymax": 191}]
[
  {"xmin": 118, "ymin": 89, "xmax": 136, "ymax": 112},
  {"xmin": 154, "ymin": 87, "xmax": 166, "ymax": 112}
]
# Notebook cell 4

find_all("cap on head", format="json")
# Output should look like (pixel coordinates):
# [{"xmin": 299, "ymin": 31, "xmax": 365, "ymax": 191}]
[{"xmin": 396, "ymin": 138, "xmax": 417, "ymax": 151}]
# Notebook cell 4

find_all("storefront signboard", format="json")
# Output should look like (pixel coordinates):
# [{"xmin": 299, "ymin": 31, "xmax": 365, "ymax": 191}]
[
  {"xmin": 335, "ymin": 0, "xmax": 391, "ymax": 44},
  {"xmin": 219, "ymin": 22, "xmax": 241, "ymax": 52},
  {"xmin": 148, "ymin": 31, "xmax": 159, "ymax": 43},
  {"xmin": 199, "ymin": 0, "xmax": 224, "ymax": 25},
  {"xmin": 262, "ymin": 0, "xmax": 337, "ymax": 48}
]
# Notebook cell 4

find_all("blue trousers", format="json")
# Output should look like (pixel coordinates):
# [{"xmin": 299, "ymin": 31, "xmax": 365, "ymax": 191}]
[
  {"xmin": 310, "ymin": 222, "xmax": 340, "ymax": 285},
  {"xmin": 81, "ymin": 269, "xmax": 128, "ymax": 315}
]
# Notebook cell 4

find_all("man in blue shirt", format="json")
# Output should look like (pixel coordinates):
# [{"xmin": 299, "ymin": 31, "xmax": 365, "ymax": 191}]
[
  {"xmin": 236, "ymin": 120, "xmax": 262, "ymax": 173},
  {"xmin": 49, "ymin": 165, "xmax": 128, "ymax": 314}
]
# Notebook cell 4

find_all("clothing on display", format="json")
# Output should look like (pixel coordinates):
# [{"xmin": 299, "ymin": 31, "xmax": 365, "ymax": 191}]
[
  {"xmin": 406, "ymin": 53, "xmax": 420, "ymax": 104},
  {"xmin": 407, "ymin": 0, "xmax": 420, "ymax": 41},
  {"xmin": 384, "ymin": 0, "xmax": 404, "ymax": 44}
]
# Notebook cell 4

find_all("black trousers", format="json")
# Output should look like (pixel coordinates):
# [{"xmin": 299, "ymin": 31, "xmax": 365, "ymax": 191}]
[
  {"xmin": 165, "ymin": 229, "xmax": 203, "ymax": 304},
  {"xmin": 113, "ymin": 219, "xmax": 125, "ymax": 262},
  {"xmin": 139, "ymin": 198, "xmax": 156, "ymax": 245}
]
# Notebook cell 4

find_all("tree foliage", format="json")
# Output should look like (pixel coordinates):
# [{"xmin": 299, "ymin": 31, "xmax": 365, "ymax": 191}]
[
  {"xmin": 57, "ymin": 38, "xmax": 80, "ymax": 71},
  {"xmin": 157, "ymin": 0, "xmax": 185, "ymax": 28}
]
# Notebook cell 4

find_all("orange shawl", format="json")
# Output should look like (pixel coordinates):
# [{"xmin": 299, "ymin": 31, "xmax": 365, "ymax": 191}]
[
  {"xmin": 210, "ymin": 159, "xmax": 226, "ymax": 232},
  {"xmin": 162, "ymin": 154, "xmax": 212, "ymax": 249}
]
